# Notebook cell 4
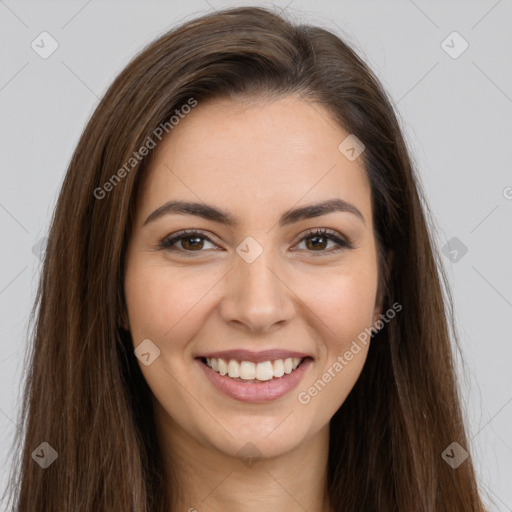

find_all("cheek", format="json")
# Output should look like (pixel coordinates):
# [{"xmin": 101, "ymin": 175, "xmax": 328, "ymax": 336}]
[
  {"xmin": 124, "ymin": 259, "xmax": 216, "ymax": 347},
  {"xmin": 293, "ymin": 262, "xmax": 377, "ymax": 418},
  {"xmin": 125, "ymin": 247, "xmax": 379, "ymax": 348},
  {"xmin": 293, "ymin": 259, "xmax": 379, "ymax": 347},
  {"xmin": 331, "ymin": 279, "xmax": 377, "ymax": 345}
]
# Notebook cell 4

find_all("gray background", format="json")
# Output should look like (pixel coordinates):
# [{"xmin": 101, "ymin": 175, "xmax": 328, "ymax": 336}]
[{"xmin": 1, "ymin": 0, "xmax": 511, "ymax": 509}]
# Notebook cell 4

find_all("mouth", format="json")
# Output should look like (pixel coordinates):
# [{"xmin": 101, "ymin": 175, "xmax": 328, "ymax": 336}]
[
  {"xmin": 198, "ymin": 355, "xmax": 312, "ymax": 383},
  {"xmin": 195, "ymin": 354, "xmax": 313, "ymax": 403}
]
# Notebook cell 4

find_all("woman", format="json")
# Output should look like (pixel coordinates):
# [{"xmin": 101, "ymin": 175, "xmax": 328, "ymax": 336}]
[{"xmin": 6, "ymin": 6, "xmax": 487, "ymax": 511}]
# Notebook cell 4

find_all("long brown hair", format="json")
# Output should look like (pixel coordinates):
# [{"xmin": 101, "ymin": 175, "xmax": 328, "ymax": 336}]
[{"xmin": 5, "ymin": 6, "xmax": 486, "ymax": 511}]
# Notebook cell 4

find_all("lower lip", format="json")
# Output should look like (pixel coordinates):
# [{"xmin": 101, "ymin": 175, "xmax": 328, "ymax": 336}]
[{"xmin": 196, "ymin": 358, "xmax": 313, "ymax": 403}]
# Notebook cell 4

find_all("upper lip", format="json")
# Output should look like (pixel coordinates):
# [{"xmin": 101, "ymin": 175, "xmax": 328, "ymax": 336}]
[{"xmin": 195, "ymin": 349, "xmax": 313, "ymax": 364}]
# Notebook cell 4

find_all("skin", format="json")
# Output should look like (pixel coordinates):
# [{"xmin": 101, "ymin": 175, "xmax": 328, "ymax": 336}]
[{"xmin": 124, "ymin": 94, "xmax": 381, "ymax": 512}]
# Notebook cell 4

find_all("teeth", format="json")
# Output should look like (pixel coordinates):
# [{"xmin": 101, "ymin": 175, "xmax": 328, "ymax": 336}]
[
  {"xmin": 204, "ymin": 356, "xmax": 304, "ymax": 381},
  {"xmin": 256, "ymin": 361, "xmax": 273, "ymax": 381},
  {"xmin": 240, "ymin": 361, "xmax": 255, "ymax": 380},
  {"xmin": 273, "ymin": 359, "xmax": 284, "ymax": 377},
  {"xmin": 218, "ymin": 358, "xmax": 228, "ymax": 376},
  {"xmin": 228, "ymin": 359, "xmax": 240, "ymax": 378}
]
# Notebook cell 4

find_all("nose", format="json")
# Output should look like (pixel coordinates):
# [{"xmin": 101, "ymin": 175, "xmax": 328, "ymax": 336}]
[{"xmin": 219, "ymin": 246, "xmax": 294, "ymax": 334}]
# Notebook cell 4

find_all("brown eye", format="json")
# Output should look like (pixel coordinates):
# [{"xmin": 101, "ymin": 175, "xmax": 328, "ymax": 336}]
[
  {"xmin": 304, "ymin": 233, "xmax": 330, "ymax": 251},
  {"xmin": 294, "ymin": 228, "xmax": 352, "ymax": 254},
  {"xmin": 160, "ymin": 230, "xmax": 217, "ymax": 253},
  {"xmin": 180, "ymin": 234, "xmax": 205, "ymax": 251},
  {"xmin": 160, "ymin": 228, "xmax": 352, "ymax": 257}
]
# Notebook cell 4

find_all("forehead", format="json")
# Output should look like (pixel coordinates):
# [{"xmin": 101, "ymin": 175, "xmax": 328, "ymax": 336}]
[{"xmin": 136, "ymin": 95, "xmax": 372, "ymax": 228}]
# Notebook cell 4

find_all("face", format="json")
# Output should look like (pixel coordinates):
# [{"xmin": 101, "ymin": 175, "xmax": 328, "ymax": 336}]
[{"xmin": 124, "ymin": 94, "xmax": 381, "ymax": 461}]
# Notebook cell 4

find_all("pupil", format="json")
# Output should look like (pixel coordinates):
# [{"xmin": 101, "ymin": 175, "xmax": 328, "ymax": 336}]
[
  {"xmin": 307, "ymin": 235, "xmax": 326, "ymax": 250},
  {"xmin": 184, "ymin": 236, "xmax": 203, "ymax": 250}
]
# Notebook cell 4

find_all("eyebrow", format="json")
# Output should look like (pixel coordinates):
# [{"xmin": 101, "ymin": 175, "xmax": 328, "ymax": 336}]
[{"xmin": 143, "ymin": 198, "xmax": 366, "ymax": 227}]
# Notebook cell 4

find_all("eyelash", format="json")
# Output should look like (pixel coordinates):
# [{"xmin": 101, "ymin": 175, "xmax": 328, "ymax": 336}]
[{"xmin": 159, "ymin": 228, "xmax": 353, "ymax": 256}]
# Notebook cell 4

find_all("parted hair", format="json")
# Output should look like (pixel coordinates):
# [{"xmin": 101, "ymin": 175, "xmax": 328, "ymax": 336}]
[{"xmin": 5, "ymin": 6, "xmax": 485, "ymax": 511}]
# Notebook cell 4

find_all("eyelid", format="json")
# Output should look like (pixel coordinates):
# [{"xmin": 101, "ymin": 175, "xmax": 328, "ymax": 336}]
[
  {"xmin": 165, "ymin": 229, "xmax": 219, "ymax": 243},
  {"xmin": 159, "ymin": 227, "xmax": 353, "ymax": 254},
  {"xmin": 293, "ymin": 227, "xmax": 353, "ymax": 251}
]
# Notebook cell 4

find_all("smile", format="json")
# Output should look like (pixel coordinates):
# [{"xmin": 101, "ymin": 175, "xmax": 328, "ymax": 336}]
[
  {"xmin": 196, "ymin": 356, "xmax": 313, "ymax": 403},
  {"xmin": 203, "ymin": 356, "xmax": 304, "ymax": 382}
]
